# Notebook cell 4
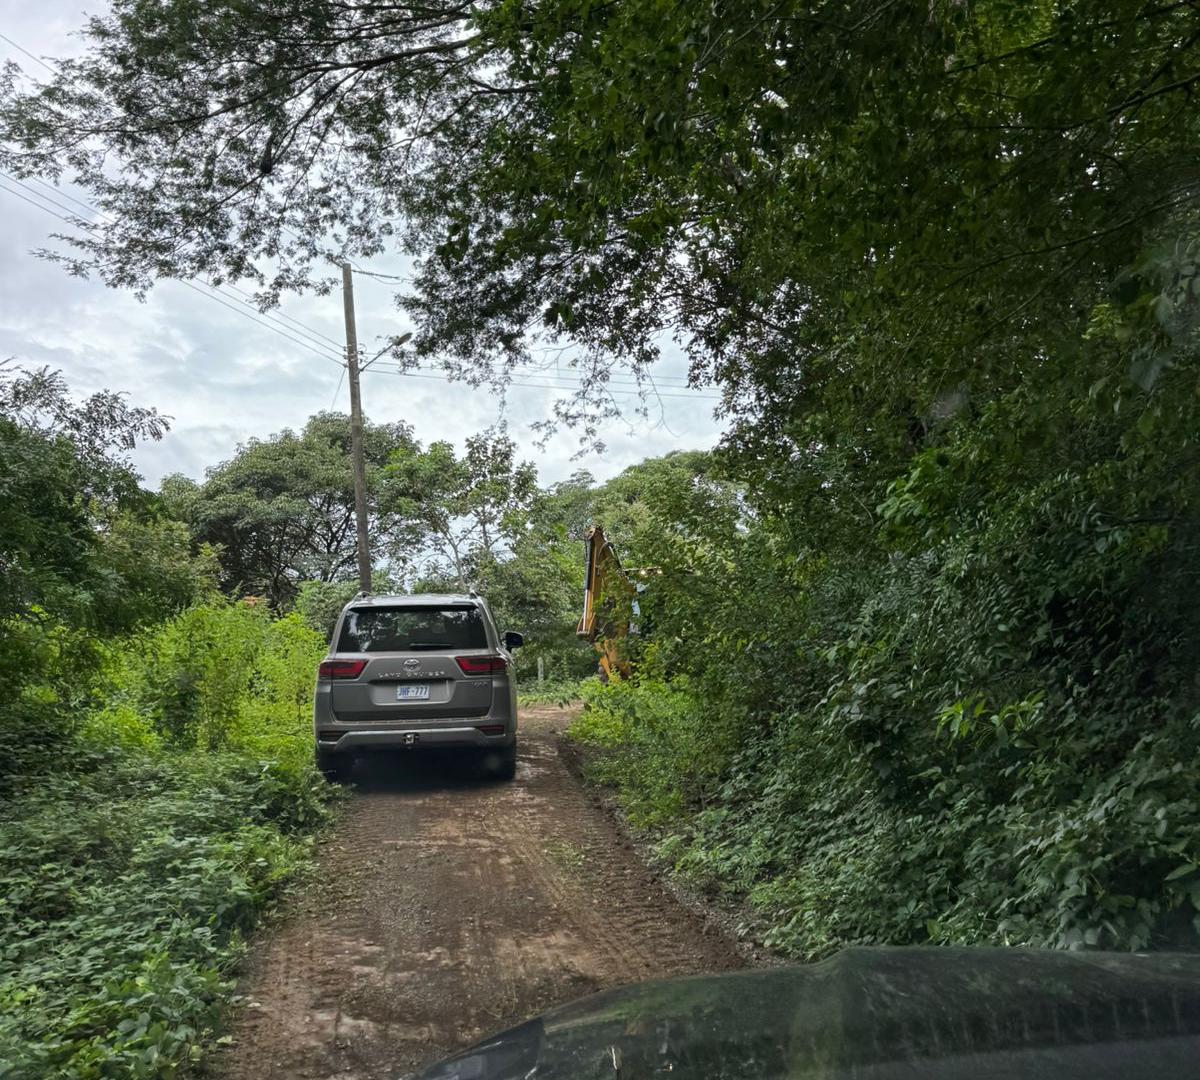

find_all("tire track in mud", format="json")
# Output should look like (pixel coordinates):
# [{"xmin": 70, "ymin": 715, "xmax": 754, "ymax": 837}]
[{"xmin": 216, "ymin": 706, "xmax": 743, "ymax": 1080}]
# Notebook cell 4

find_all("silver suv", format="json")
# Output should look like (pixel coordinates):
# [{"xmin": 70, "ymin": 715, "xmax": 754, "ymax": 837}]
[{"xmin": 313, "ymin": 593, "xmax": 522, "ymax": 782}]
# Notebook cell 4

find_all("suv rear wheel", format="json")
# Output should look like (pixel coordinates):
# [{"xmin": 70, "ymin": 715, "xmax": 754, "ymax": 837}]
[
  {"xmin": 316, "ymin": 749, "xmax": 353, "ymax": 783},
  {"xmin": 493, "ymin": 741, "xmax": 518, "ymax": 781},
  {"xmin": 473, "ymin": 741, "xmax": 517, "ymax": 781}
]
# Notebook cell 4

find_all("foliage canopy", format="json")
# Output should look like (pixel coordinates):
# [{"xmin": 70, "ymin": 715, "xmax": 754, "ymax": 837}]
[
  {"xmin": 2, "ymin": 2, "xmax": 1197, "ymax": 444},
  {"xmin": 162, "ymin": 412, "xmax": 414, "ymax": 607}
]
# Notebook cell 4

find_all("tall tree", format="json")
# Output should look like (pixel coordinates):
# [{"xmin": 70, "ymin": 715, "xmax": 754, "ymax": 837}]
[
  {"xmin": 0, "ymin": 363, "xmax": 214, "ymax": 771},
  {"xmin": 0, "ymin": 363, "xmax": 179, "ymax": 625},
  {"xmin": 381, "ymin": 430, "xmax": 537, "ymax": 590},
  {"xmin": 164, "ymin": 412, "xmax": 414, "ymax": 606}
]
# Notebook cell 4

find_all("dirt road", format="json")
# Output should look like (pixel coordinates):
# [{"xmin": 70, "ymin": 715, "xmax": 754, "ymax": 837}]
[{"xmin": 217, "ymin": 705, "xmax": 744, "ymax": 1080}]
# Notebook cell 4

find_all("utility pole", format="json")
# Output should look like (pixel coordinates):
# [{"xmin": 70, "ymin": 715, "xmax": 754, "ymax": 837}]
[{"xmin": 342, "ymin": 263, "xmax": 372, "ymax": 593}]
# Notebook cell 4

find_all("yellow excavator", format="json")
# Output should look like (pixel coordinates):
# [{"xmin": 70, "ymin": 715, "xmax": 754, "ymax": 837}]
[{"xmin": 576, "ymin": 525, "xmax": 638, "ymax": 681}]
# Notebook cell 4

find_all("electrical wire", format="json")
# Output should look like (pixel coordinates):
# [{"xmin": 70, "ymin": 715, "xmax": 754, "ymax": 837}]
[
  {"xmin": 0, "ymin": 178, "xmax": 348, "ymax": 368},
  {"xmin": 348, "ymin": 266, "xmax": 409, "ymax": 283},
  {"xmin": 7, "ymin": 174, "xmax": 707, "ymax": 396},
  {"xmin": 0, "ymin": 32, "xmax": 56, "ymax": 73},
  {"xmin": 371, "ymin": 367, "xmax": 720, "ymax": 401},
  {"xmin": 1, "ymin": 171, "xmax": 349, "ymax": 367},
  {"xmin": 4, "ymin": 175, "xmax": 718, "ymax": 401},
  {"xmin": 4, "ymin": 178, "xmax": 715, "ymax": 405},
  {"xmin": 0, "ymin": 32, "xmax": 718, "ymax": 408},
  {"xmin": 15, "ymin": 172, "xmax": 348, "ymax": 355},
  {"xmin": 176, "ymin": 281, "xmax": 346, "ymax": 367},
  {"xmin": 0, "ymin": 31, "xmax": 353, "ymax": 360},
  {"xmin": 393, "ymin": 362, "xmax": 710, "ymax": 395}
]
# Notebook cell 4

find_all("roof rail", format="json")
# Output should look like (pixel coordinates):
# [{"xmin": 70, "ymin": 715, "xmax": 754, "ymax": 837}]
[{"xmin": 468, "ymin": 587, "xmax": 479, "ymax": 598}]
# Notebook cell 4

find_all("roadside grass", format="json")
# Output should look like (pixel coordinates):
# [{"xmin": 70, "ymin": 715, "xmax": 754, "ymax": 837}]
[
  {"xmin": 0, "ymin": 603, "xmax": 335, "ymax": 1079},
  {"xmin": 519, "ymin": 677, "xmax": 591, "ymax": 708},
  {"xmin": 568, "ymin": 658, "xmax": 1200, "ymax": 960}
]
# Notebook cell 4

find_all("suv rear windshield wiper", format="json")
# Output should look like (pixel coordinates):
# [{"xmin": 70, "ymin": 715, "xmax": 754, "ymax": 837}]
[{"xmin": 406, "ymin": 641, "xmax": 454, "ymax": 649}]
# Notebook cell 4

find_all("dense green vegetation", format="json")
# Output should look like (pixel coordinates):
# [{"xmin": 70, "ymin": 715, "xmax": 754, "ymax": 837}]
[
  {"xmin": 571, "ymin": 426, "xmax": 1200, "ymax": 955},
  {"xmin": 161, "ymin": 414, "xmax": 415, "ymax": 608},
  {"xmin": 0, "ymin": 367, "xmax": 332, "ymax": 1078},
  {"xmin": 1, "ymin": 0, "xmax": 1198, "ymax": 1033},
  {"xmin": 0, "ymin": 353, "xmax": 626, "ymax": 1073}
]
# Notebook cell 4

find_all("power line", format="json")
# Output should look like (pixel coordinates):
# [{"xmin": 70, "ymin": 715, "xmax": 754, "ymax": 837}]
[
  {"xmin": 177, "ymin": 281, "xmax": 346, "ymax": 367},
  {"xmin": 0, "ymin": 32, "xmax": 56, "ymax": 74},
  {"xmin": 10, "ymin": 169, "xmax": 705, "ymax": 393},
  {"xmin": 0, "ymin": 32, "xmax": 716, "ymax": 405},
  {"xmin": 222, "ymin": 281, "xmax": 345, "ymax": 351},
  {"xmin": 1, "ymin": 171, "xmax": 347, "ymax": 367},
  {"xmin": 5, "ymin": 176, "xmax": 91, "ymax": 222},
  {"xmin": 507, "ymin": 363, "xmax": 695, "ymax": 390},
  {"xmin": 0, "ymin": 179, "xmax": 78, "ymax": 222},
  {"xmin": 3, "ymin": 173, "xmax": 717, "ymax": 400},
  {"xmin": 0, "ymin": 178, "xmax": 347, "ymax": 368},
  {"xmin": 372, "ymin": 367, "xmax": 721, "ymax": 402},
  {"xmin": 348, "ymin": 265, "xmax": 409, "ymax": 283},
  {"xmin": 0, "ymin": 34, "xmax": 353, "ymax": 360},
  {"xmin": 16, "ymin": 172, "xmax": 348, "ymax": 355},
  {"xmin": 23, "ymin": 175, "xmax": 97, "ymax": 218},
  {"xmin": 2, "ymin": 29, "xmax": 405, "ymax": 293},
  {"xmin": 464, "ymin": 368, "xmax": 705, "ymax": 395}
]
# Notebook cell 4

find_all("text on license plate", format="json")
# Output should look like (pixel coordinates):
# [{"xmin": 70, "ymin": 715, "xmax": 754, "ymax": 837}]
[{"xmin": 395, "ymin": 684, "xmax": 430, "ymax": 701}]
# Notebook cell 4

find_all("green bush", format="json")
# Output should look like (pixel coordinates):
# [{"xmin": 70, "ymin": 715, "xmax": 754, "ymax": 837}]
[
  {"xmin": 518, "ymin": 676, "xmax": 591, "ymax": 708},
  {"xmin": 0, "ymin": 601, "xmax": 333, "ymax": 1078},
  {"xmin": 0, "ymin": 748, "xmax": 328, "ymax": 1078},
  {"xmin": 569, "ymin": 352, "xmax": 1200, "ymax": 959},
  {"xmin": 94, "ymin": 603, "xmax": 326, "ymax": 773},
  {"xmin": 571, "ymin": 667, "xmax": 745, "ymax": 828},
  {"xmin": 235, "ymin": 611, "xmax": 330, "ymax": 774},
  {"xmin": 0, "ymin": 367, "xmax": 335, "ymax": 1076},
  {"xmin": 123, "ymin": 603, "xmax": 270, "ymax": 752}
]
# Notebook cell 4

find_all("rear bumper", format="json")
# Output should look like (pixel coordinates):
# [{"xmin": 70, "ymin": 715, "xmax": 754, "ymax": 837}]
[
  {"xmin": 316, "ymin": 724, "xmax": 514, "ymax": 754},
  {"xmin": 314, "ymin": 677, "xmax": 517, "ymax": 755}
]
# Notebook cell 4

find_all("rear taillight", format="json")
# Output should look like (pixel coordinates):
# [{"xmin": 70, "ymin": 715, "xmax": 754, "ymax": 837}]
[
  {"xmin": 318, "ymin": 659, "xmax": 367, "ymax": 680},
  {"xmin": 455, "ymin": 655, "xmax": 507, "ymax": 676}
]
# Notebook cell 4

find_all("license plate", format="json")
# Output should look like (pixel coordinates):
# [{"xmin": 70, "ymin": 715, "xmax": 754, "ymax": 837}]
[{"xmin": 395, "ymin": 684, "xmax": 430, "ymax": 701}]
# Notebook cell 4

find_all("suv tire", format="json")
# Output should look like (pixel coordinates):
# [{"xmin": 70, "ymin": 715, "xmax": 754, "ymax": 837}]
[
  {"xmin": 316, "ymin": 749, "xmax": 353, "ymax": 783},
  {"xmin": 494, "ymin": 741, "xmax": 518, "ymax": 781}
]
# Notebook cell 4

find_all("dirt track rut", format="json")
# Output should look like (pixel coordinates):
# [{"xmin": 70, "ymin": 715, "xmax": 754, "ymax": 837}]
[{"xmin": 216, "ymin": 705, "xmax": 743, "ymax": 1080}]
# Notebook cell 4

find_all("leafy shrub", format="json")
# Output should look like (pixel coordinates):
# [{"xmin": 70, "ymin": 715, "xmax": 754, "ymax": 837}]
[
  {"xmin": 570, "ymin": 344, "xmax": 1200, "ymax": 958},
  {"xmin": 571, "ymin": 668, "xmax": 745, "ymax": 827},
  {"xmin": 0, "ymin": 601, "xmax": 332, "ymax": 1077},
  {"xmin": 235, "ymin": 612, "xmax": 330, "ymax": 775},
  {"xmin": 0, "ymin": 367, "xmax": 332, "ymax": 1075},
  {"xmin": 0, "ymin": 748, "xmax": 328, "ymax": 1078},
  {"xmin": 95, "ymin": 603, "xmax": 326, "ymax": 772},
  {"xmin": 126, "ymin": 603, "xmax": 270, "ymax": 751},
  {"xmin": 518, "ymin": 676, "xmax": 591, "ymax": 708},
  {"xmin": 0, "ymin": 615, "xmax": 107, "ymax": 789}
]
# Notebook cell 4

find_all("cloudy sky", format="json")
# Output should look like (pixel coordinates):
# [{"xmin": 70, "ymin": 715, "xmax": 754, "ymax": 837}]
[{"xmin": 0, "ymin": 4, "xmax": 724, "ymax": 490}]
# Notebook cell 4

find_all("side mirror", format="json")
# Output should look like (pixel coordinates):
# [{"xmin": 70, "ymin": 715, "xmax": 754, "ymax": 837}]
[{"xmin": 503, "ymin": 631, "xmax": 525, "ymax": 651}]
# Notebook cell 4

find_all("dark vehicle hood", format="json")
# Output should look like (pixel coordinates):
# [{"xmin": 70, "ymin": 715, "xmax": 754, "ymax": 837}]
[{"xmin": 412, "ymin": 946, "xmax": 1200, "ymax": 1080}]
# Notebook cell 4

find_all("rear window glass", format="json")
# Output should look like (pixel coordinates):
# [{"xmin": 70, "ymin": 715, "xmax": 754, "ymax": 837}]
[{"xmin": 337, "ymin": 606, "xmax": 487, "ymax": 652}]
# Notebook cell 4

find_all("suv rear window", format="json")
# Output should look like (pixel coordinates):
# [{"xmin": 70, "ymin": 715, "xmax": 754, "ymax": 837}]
[{"xmin": 337, "ymin": 606, "xmax": 488, "ymax": 652}]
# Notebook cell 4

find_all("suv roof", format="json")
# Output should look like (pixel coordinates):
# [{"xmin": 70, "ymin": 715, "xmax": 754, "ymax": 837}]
[{"xmin": 341, "ymin": 592, "xmax": 482, "ymax": 609}]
